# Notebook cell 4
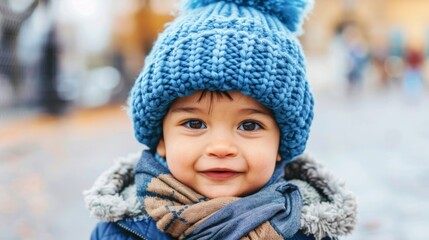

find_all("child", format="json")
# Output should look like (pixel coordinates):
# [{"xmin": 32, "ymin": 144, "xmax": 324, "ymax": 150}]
[{"xmin": 84, "ymin": 0, "xmax": 357, "ymax": 239}]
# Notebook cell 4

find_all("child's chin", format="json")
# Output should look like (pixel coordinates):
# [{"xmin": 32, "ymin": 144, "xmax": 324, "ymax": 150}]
[{"xmin": 201, "ymin": 190, "xmax": 240, "ymax": 199}]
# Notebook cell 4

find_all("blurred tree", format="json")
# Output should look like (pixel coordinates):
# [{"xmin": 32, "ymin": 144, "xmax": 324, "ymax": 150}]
[
  {"xmin": 0, "ymin": 0, "xmax": 39, "ymax": 92},
  {"xmin": 110, "ymin": 0, "xmax": 174, "ymax": 98}
]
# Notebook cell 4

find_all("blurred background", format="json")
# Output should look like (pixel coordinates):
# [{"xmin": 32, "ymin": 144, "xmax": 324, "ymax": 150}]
[{"xmin": 0, "ymin": 0, "xmax": 428, "ymax": 239}]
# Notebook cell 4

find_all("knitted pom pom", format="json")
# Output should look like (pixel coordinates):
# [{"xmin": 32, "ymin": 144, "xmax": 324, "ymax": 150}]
[{"xmin": 181, "ymin": 0, "xmax": 314, "ymax": 33}]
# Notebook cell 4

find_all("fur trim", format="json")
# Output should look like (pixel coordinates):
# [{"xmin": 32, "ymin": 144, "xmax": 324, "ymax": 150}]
[
  {"xmin": 286, "ymin": 154, "xmax": 357, "ymax": 240},
  {"xmin": 83, "ymin": 152, "xmax": 142, "ymax": 222},
  {"xmin": 84, "ymin": 152, "xmax": 357, "ymax": 238}
]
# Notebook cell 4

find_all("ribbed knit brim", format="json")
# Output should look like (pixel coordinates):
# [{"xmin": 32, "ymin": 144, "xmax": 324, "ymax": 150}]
[{"xmin": 130, "ymin": 1, "xmax": 314, "ymax": 162}]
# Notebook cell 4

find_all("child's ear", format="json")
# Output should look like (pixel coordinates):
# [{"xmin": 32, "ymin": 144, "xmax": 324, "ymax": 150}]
[
  {"xmin": 276, "ymin": 153, "xmax": 281, "ymax": 162},
  {"xmin": 156, "ymin": 138, "xmax": 166, "ymax": 157}
]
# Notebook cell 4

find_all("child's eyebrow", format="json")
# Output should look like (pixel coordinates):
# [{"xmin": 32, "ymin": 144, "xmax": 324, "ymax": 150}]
[
  {"xmin": 240, "ymin": 108, "xmax": 273, "ymax": 117},
  {"xmin": 169, "ymin": 106, "xmax": 273, "ymax": 116}
]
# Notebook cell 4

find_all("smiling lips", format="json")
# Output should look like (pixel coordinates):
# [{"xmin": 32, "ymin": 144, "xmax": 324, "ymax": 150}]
[{"xmin": 200, "ymin": 169, "xmax": 241, "ymax": 180}]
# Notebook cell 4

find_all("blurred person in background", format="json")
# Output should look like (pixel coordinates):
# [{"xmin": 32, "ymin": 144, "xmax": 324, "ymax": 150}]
[
  {"xmin": 329, "ymin": 20, "xmax": 369, "ymax": 95},
  {"xmin": 329, "ymin": 21, "xmax": 350, "ymax": 91},
  {"xmin": 402, "ymin": 47, "xmax": 425, "ymax": 99},
  {"xmin": 370, "ymin": 43, "xmax": 390, "ymax": 89},
  {"xmin": 341, "ymin": 21, "xmax": 369, "ymax": 94},
  {"xmin": 38, "ymin": 22, "xmax": 68, "ymax": 115},
  {"xmin": 84, "ymin": 0, "xmax": 357, "ymax": 239}
]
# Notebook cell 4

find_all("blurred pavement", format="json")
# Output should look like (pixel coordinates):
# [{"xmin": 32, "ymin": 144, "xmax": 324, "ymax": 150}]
[
  {"xmin": 308, "ymin": 89, "xmax": 429, "ymax": 240},
  {"xmin": 0, "ymin": 104, "xmax": 141, "ymax": 240},
  {"xmin": 1, "ymin": 88, "xmax": 428, "ymax": 239}
]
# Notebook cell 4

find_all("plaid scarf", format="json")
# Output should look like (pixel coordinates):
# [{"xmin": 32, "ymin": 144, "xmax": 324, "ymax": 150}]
[{"xmin": 135, "ymin": 151, "xmax": 302, "ymax": 239}]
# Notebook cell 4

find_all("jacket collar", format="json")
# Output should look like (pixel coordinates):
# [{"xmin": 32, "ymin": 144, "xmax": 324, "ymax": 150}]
[{"xmin": 84, "ymin": 152, "xmax": 357, "ymax": 240}]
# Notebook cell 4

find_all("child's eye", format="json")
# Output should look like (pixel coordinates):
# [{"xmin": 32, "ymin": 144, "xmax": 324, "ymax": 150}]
[
  {"xmin": 183, "ymin": 120, "xmax": 207, "ymax": 129},
  {"xmin": 238, "ymin": 121, "xmax": 262, "ymax": 131}
]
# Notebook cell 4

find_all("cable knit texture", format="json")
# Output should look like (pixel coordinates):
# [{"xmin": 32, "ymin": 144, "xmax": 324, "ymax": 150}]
[{"xmin": 129, "ymin": 0, "xmax": 315, "ymax": 162}]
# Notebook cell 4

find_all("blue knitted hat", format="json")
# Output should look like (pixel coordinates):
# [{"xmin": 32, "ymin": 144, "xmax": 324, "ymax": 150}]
[{"xmin": 130, "ymin": 0, "xmax": 315, "ymax": 162}]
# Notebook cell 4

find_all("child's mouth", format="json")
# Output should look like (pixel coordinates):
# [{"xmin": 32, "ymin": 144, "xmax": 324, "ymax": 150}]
[{"xmin": 201, "ymin": 169, "xmax": 240, "ymax": 180}]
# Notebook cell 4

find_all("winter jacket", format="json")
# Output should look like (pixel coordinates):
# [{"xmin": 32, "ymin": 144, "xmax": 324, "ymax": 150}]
[{"xmin": 84, "ymin": 152, "xmax": 357, "ymax": 240}]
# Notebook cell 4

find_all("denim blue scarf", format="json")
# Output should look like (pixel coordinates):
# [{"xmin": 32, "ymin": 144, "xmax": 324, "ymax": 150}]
[{"xmin": 135, "ymin": 151, "xmax": 302, "ymax": 239}]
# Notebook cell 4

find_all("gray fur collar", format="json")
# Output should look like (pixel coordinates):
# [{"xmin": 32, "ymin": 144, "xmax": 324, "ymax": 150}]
[{"xmin": 84, "ymin": 152, "xmax": 357, "ymax": 240}]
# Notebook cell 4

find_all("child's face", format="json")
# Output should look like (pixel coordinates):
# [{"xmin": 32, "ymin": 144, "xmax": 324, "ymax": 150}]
[{"xmin": 157, "ymin": 91, "xmax": 281, "ymax": 198}]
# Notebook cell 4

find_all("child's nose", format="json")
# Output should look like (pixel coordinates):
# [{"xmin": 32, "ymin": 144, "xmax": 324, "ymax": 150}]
[{"xmin": 205, "ymin": 134, "xmax": 238, "ymax": 159}]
